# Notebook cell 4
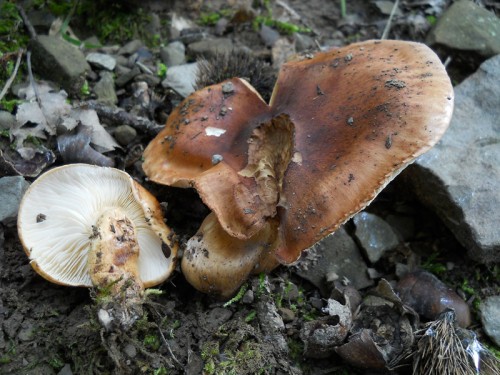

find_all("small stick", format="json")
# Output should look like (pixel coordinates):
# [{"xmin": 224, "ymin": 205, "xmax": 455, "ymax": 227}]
[
  {"xmin": 26, "ymin": 50, "xmax": 42, "ymax": 106},
  {"xmin": 0, "ymin": 49, "xmax": 23, "ymax": 102},
  {"xmin": 76, "ymin": 100, "xmax": 164, "ymax": 135},
  {"xmin": 381, "ymin": 0, "xmax": 400, "ymax": 40},
  {"xmin": 16, "ymin": 5, "xmax": 37, "ymax": 39}
]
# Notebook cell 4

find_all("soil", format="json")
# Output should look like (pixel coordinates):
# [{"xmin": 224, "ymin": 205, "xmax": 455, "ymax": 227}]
[{"xmin": 1, "ymin": 1, "xmax": 499, "ymax": 374}]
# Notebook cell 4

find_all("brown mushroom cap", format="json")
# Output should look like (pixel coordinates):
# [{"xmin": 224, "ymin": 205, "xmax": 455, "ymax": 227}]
[
  {"xmin": 17, "ymin": 164, "xmax": 178, "ymax": 288},
  {"xmin": 144, "ymin": 40, "xmax": 453, "ymax": 265}
]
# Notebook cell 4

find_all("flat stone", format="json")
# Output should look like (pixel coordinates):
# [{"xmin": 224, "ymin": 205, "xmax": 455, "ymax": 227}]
[
  {"xmin": 187, "ymin": 38, "xmax": 234, "ymax": 57},
  {"xmin": 480, "ymin": 295, "xmax": 500, "ymax": 346},
  {"xmin": 118, "ymin": 39, "xmax": 143, "ymax": 55},
  {"xmin": 293, "ymin": 227, "xmax": 373, "ymax": 296},
  {"xmin": 30, "ymin": 35, "xmax": 90, "ymax": 95},
  {"xmin": 426, "ymin": 0, "xmax": 500, "ymax": 57},
  {"xmin": 409, "ymin": 55, "xmax": 500, "ymax": 263},
  {"xmin": 57, "ymin": 364, "xmax": 73, "ymax": 375},
  {"xmin": 162, "ymin": 63, "xmax": 198, "ymax": 97},
  {"xmin": 160, "ymin": 41, "xmax": 186, "ymax": 67},
  {"xmin": 353, "ymin": 212, "xmax": 400, "ymax": 264},
  {"xmin": 0, "ymin": 176, "xmax": 30, "ymax": 226},
  {"xmin": 94, "ymin": 71, "xmax": 117, "ymax": 105},
  {"xmin": 86, "ymin": 52, "xmax": 116, "ymax": 71},
  {"xmin": 115, "ymin": 66, "xmax": 141, "ymax": 87}
]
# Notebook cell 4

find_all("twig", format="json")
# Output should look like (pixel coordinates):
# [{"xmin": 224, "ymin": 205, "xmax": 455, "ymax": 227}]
[
  {"xmin": 381, "ymin": 0, "xmax": 400, "ymax": 40},
  {"xmin": 16, "ymin": 5, "xmax": 37, "ymax": 39},
  {"xmin": 76, "ymin": 100, "xmax": 164, "ymax": 135},
  {"xmin": 26, "ymin": 50, "xmax": 42, "ymax": 107},
  {"xmin": 0, "ymin": 49, "xmax": 23, "ymax": 102},
  {"xmin": 147, "ymin": 304, "xmax": 183, "ymax": 368}
]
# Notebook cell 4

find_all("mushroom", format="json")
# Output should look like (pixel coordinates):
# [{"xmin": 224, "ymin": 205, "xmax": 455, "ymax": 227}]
[
  {"xmin": 17, "ymin": 164, "xmax": 178, "ymax": 329},
  {"xmin": 143, "ymin": 40, "xmax": 454, "ymax": 297}
]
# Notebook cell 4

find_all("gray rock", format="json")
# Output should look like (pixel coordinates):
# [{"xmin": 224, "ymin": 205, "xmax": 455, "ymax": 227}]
[
  {"xmin": 374, "ymin": 1, "xmax": 403, "ymax": 16},
  {"xmin": 260, "ymin": 24, "xmax": 280, "ymax": 47},
  {"xmin": 187, "ymin": 38, "xmax": 234, "ymax": 58},
  {"xmin": 115, "ymin": 66, "xmax": 141, "ymax": 87},
  {"xmin": 294, "ymin": 32, "xmax": 315, "ymax": 52},
  {"xmin": 409, "ymin": 54, "xmax": 500, "ymax": 263},
  {"xmin": 353, "ymin": 212, "xmax": 400, "ymax": 264},
  {"xmin": 278, "ymin": 307, "xmax": 295, "ymax": 323},
  {"xmin": 123, "ymin": 343, "xmax": 137, "ymax": 358},
  {"xmin": 0, "ymin": 110, "xmax": 15, "ymax": 130},
  {"xmin": 94, "ymin": 71, "xmax": 117, "ymax": 105},
  {"xmin": 86, "ymin": 52, "xmax": 116, "ymax": 71},
  {"xmin": 294, "ymin": 227, "xmax": 372, "ymax": 296},
  {"xmin": 162, "ymin": 63, "xmax": 199, "ymax": 97},
  {"xmin": 114, "ymin": 125, "xmax": 137, "ymax": 146},
  {"xmin": 242, "ymin": 289, "xmax": 254, "ymax": 304},
  {"xmin": 57, "ymin": 364, "xmax": 73, "ymax": 375},
  {"xmin": 160, "ymin": 41, "xmax": 186, "ymax": 67},
  {"xmin": 426, "ymin": 0, "xmax": 500, "ymax": 57},
  {"xmin": 134, "ymin": 73, "xmax": 161, "ymax": 87},
  {"xmin": 480, "ymin": 295, "xmax": 500, "ymax": 346},
  {"xmin": 30, "ymin": 35, "xmax": 90, "ymax": 95},
  {"xmin": 118, "ymin": 39, "xmax": 143, "ymax": 55},
  {"xmin": 0, "ymin": 176, "xmax": 30, "ymax": 226}
]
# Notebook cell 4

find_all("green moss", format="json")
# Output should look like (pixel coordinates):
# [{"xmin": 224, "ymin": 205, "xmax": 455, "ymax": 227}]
[
  {"xmin": 223, "ymin": 283, "xmax": 248, "ymax": 307},
  {"xmin": 143, "ymin": 334, "xmax": 161, "ymax": 351},
  {"xmin": 253, "ymin": 16, "xmax": 311, "ymax": 35}
]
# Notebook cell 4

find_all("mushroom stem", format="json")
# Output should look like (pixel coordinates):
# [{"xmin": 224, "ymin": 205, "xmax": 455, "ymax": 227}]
[{"xmin": 88, "ymin": 207, "xmax": 145, "ymax": 330}]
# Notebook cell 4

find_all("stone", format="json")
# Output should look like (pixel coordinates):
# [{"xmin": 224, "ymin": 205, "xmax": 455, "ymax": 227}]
[
  {"xmin": 86, "ymin": 52, "xmax": 116, "ymax": 71},
  {"xmin": 123, "ymin": 343, "xmax": 137, "ymax": 358},
  {"xmin": 353, "ymin": 212, "xmax": 400, "ymax": 263},
  {"xmin": 162, "ymin": 63, "xmax": 199, "ymax": 98},
  {"xmin": 0, "ymin": 110, "xmax": 16, "ymax": 130},
  {"xmin": 426, "ymin": 0, "xmax": 500, "ymax": 57},
  {"xmin": 187, "ymin": 38, "xmax": 234, "ymax": 57},
  {"xmin": 409, "ymin": 54, "xmax": 500, "ymax": 263},
  {"xmin": 57, "ymin": 364, "xmax": 73, "ymax": 375},
  {"xmin": 374, "ymin": 1, "xmax": 403, "ymax": 16},
  {"xmin": 160, "ymin": 41, "xmax": 186, "ymax": 67},
  {"xmin": 30, "ymin": 35, "xmax": 90, "ymax": 95},
  {"xmin": 0, "ymin": 176, "xmax": 30, "ymax": 226},
  {"xmin": 94, "ymin": 71, "xmax": 117, "ymax": 105},
  {"xmin": 293, "ymin": 32, "xmax": 316, "ymax": 52},
  {"xmin": 115, "ymin": 66, "xmax": 141, "ymax": 87},
  {"xmin": 293, "ymin": 227, "xmax": 373, "ymax": 296},
  {"xmin": 114, "ymin": 125, "xmax": 137, "ymax": 146},
  {"xmin": 278, "ymin": 307, "xmax": 295, "ymax": 323},
  {"xmin": 118, "ymin": 39, "xmax": 143, "ymax": 55},
  {"xmin": 260, "ymin": 24, "xmax": 280, "ymax": 47},
  {"xmin": 480, "ymin": 296, "xmax": 500, "ymax": 346},
  {"xmin": 242, "ymin": 289, "xmax": 254, "ymax": 304}
]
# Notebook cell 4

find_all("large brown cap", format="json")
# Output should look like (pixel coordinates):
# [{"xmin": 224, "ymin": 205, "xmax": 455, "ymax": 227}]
[
  {"xmin": 271, "ymin": 40, "xmax": 453, "ymax": 263},
  {"xmin": 144, "ymin": 40, "xmax": 453, "ymax": 265}
]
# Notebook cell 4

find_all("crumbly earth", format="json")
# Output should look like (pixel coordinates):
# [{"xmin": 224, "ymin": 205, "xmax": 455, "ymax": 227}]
[{"xmin": 1, "ymin": 1, "xmax": 499, "ymax": 374}]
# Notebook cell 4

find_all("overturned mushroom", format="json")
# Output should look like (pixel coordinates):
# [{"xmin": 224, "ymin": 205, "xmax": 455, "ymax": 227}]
[
  {"xmin": 143, "ymin": 40, "xmax": 454, "ymax": 296},
  {"xmin": 17, "ymin": 164, "xmax": 178, "ymax": 329}
]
